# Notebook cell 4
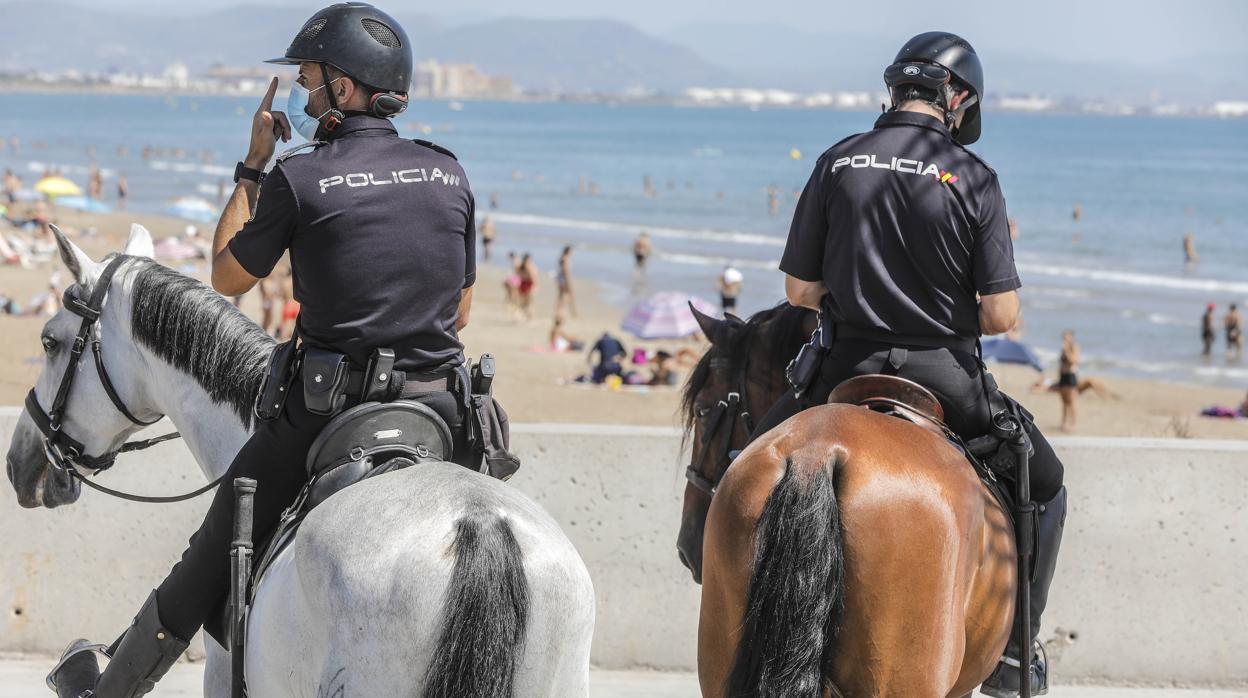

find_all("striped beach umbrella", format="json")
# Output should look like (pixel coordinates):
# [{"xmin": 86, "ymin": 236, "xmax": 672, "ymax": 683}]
[{"xmin": 621, "ymin": 292, "xmax": 718, "ymax": 339}]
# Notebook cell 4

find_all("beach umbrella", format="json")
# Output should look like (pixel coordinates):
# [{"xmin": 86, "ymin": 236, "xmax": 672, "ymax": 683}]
[
  {"xmin": 166, "ymin": 197, "xmax": 219, "ymax": 223},
  {"xmin": 34, "ymin": 176, "xmax": 81, "ymax": 198},
  {"xmin": 55, "ymin": 196, "xmax": 113, "ymax": 214},
  {"xmin": 621, "ymin": 292, "xmax": 718, "ymax": 339},
  {"xmin": 981, "ymin": 336, "xmax": 1044, "ymax": 372}
]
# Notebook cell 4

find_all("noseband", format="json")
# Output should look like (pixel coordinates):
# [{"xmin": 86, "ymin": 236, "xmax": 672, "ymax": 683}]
[
  {"xmin": 685, "ymin": 356, "xmax": 754, "ymax": 497},
  {"xmin": 23, "ymin": 255, "xmax": 218, "ymax": 504}
]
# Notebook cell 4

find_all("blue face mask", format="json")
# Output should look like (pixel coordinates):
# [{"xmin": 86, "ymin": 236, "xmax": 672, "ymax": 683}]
[{"xmin": 286, "ymin": 78, "xmax": 339, "ymax": 141}]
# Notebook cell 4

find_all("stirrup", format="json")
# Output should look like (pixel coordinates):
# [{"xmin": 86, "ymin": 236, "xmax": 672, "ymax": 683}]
[{"xmin": 45, "ymin": 640, "xmax": 110, "ymax": 692}]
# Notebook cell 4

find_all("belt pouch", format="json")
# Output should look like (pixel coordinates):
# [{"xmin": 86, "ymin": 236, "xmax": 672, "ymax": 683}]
[
  {"xmin": 254, "ymin": 338, "xmax": 300, "ymax": 422},
  {"xmin": 469, "ymin": 395, "xmax": 521, "ymax": 481},
  {"xmin": 302, "ymin": 347, "xmax": 351, "ymax": 416},
  {"xmin": 361, "ymin": 348, "xmax": 396, "ymax": 402}
]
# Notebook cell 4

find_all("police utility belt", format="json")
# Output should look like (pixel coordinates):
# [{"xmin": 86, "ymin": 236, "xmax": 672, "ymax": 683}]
[
  {"xmin": 253, "ymin": 331, "xmax": 518, "ymax": 480},
  {"xmin": 785, "ymin": 305, "xmax": 1034, "ymax": 474}
]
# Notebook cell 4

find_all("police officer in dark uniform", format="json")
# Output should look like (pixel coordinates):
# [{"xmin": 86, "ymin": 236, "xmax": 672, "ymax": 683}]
[
  {"xmin": 49, "ymin": 5, "xmax": 480, "ymax": 696},
  {"xmin": 749, "ymin": 32, "xmax": 1066, "ymax": 696}
]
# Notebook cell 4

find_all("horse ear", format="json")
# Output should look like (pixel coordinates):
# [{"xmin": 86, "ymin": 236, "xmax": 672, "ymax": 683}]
[
  {"xmin": 123, "ymin": 223, "xmax": 155, "ymax": 259},
  {"xmin": 51, "ymin": 224, "xmax": 98, "ymax": 284},
  {"xmin": 724, "ymin": 312, "xmax": 744, "ymax": 325},
  {"xmin": 689, "ymin": 302, "xmax": 723, "ymax": 343}
]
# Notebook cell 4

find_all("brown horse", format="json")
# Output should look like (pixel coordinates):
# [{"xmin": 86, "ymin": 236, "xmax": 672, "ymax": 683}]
[{"xmin": 678, "ymin": 304, "xmax": 1017, "ymax": 697}]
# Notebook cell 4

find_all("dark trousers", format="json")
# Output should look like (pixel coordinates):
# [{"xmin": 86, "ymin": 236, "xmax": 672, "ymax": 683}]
[
  {"xmin": 156, "ymin": 383, "xmax": 469, "ymax": 640},
  {"xmin": 750, "ymin": 339, "xmax": 1064, "ymax": 501}
]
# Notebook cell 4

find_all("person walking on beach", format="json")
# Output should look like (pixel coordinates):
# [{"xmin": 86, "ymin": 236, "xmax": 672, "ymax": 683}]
[
  {"xmin": 750, "ymin": 32, "xmax": 1066, "ymax": 695},
  {"xmin": 555, "ymin": 245, "xmax": 576, "ymax": 317},
  {"xmin": 1227, "ymin": 303, "xmax": 1244, "ymax": 360},
  {"xmin": 518, "ymin": 252, "xmax": 538, "ymax": 321},
  {"xmin": 116, "ymin": 174, "xmax": 128, "ymax": 210},
  {"xmin": 718, "ymin": 265, "xmax": 743, "ymax": 314},
  {"xmin": 48, "ymin": 6, "xmax": 480, "ymax": 696},
  {"xmin": 1058, "ymin": 330, "xmax": 1080, "ymax": 432},
  {"xmin": 1202, "ymin": 303, "xmax": 1217, "ymax": 356},
  {"xmin": 479, "ymin": 214, "xmax": 496, "ymax": 261}
]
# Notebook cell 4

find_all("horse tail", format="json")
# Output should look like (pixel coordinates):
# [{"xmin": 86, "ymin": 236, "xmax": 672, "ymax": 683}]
[
  {"xmin": 725, "ymin": 455, "xmax": 844, "ymax": 698},
  {"xmin": 421, "ymin": 505, "xmax": 530, "ymax": 698}
]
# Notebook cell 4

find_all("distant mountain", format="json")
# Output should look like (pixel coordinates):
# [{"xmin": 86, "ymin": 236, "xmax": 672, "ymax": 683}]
[
  {"xmin": 663, "ymin": 21, "xmax": 893, "ymax": 92},
  {"xmin": 419, "ymin": 18, "xmax": 736, "ymax": 92},
  {"xmin": 667, "ymin": 21, "xmax": 1248, "ymax": 104},
  {"xmin": 0, "ymin": 2, "xmax": 735, "ymax": 93}
]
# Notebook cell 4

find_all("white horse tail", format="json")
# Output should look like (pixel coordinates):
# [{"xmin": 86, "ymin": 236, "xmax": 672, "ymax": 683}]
[{"xmin": 421, "ymin": 503, "xmax": 530, "ymax": 698}]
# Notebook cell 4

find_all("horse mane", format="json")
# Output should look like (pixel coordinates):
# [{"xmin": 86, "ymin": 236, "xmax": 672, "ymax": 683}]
[
  {"xmin": 680, "ymin": 302, "xmax": 812, "ymax": 437},
  {"xmin": 123, "ymin": 256, "xmax": 275, "ymax": 429}
]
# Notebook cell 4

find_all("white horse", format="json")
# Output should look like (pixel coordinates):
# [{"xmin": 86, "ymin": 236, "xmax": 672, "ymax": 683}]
[{"xmin": 5, "ymin": 225, "xmax": 595, "ymax": 697}]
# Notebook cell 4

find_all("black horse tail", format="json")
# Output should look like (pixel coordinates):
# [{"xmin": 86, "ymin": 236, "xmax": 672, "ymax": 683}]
[
  {"xmin": 422, "ymin": 505, "xmax": 530, "ymax": 698},
  {"xmin": 725, "ymin": 455, "xmax": 844, "ymax": 698}
]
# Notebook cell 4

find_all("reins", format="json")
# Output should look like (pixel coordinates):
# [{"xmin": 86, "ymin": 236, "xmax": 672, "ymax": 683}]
[{"xmin": 23, "ymin": 253, "xmax": 222, "ymax": 504}]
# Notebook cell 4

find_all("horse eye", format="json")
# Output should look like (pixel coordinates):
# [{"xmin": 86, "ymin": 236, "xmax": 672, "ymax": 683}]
[
  {"xmin": 41, "ymin": 336, "xmax": 59, "ymax": 353},
  {"xmin": 696, "ymin": 407, "xmax": 711, "ymax": 419}
]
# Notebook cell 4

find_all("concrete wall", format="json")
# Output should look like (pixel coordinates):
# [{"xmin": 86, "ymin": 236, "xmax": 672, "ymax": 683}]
[{"xmin": 1, "ymin": 407, "xmax": 1246, "ymax": 684}]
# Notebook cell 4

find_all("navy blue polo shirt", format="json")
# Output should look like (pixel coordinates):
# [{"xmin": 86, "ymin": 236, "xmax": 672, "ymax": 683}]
[
  {"xmin": 230, "ymin": 114, "xmax": 476, "ymax": 372},
  {"xmin": 780, "ymin": 110, "xmax": 1019, "ymax": 339}
]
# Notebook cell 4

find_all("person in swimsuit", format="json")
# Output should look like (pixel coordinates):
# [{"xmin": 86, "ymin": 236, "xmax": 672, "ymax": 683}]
[
  {"xmin": 1202, "ymin": 303, "xmax": 1217, "ymax": 356},
  {"xmin": 1058, "ymin": 330, "xmax": 1079, "ymax": 432},
  {"xmin": 1227, "ymin": 303, "xmax": 1243, "ymax": 360},
  {"xmin": 555, "ymin": 245, "xmax": 576, "ymax": 317},
  {"xmin": 633, "ymin": 231, "xmax": 651, "ymax": 275},
  {"xmin": 479, "ymin": 215, "xmax": 496, "ymax": 262},
  {"xmin": 518, "ymin": 252, "xmax": 538, "ymax": 321}
]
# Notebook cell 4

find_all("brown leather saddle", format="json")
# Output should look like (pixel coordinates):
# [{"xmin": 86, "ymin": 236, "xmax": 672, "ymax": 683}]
[{"xmin": 827, "ymin": 374, "xmax": 949, "ymax": 437}]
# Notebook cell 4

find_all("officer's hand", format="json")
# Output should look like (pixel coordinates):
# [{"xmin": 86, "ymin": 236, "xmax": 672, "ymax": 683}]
[{"xmin": 245, "ymin": 77, "xmax": 292, "ymax": 170}]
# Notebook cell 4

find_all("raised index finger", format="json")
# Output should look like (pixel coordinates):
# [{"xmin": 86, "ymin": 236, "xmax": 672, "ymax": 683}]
[{"xmin": 258, "ymin": 77, "xmax": 279, "ymax": 112}]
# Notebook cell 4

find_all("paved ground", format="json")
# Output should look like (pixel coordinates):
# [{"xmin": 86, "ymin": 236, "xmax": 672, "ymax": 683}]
[{"xmin": 3, "ymin": 660, "xmax": 1246, "ymax": 697}]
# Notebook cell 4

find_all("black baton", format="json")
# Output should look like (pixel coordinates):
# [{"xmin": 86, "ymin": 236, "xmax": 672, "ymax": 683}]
[
  {"xmin": 1009, "ymin": 424, "xmax": 1034, "ymax": 698},
  {"xmin": 230, "ymin": 477, "xmax": 257, "ymax": 698}
]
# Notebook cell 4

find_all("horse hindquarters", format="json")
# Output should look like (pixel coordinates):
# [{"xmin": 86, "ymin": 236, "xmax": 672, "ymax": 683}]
[
  {"xmin": 245, "ymin": 465, "xmax": 594, "ymax": 698},
  {"xmin": 702, "ymin": 406, "xmax": 1007, "ymax": 698},
  {"xmin": 699, "ymin": 448, "xmax": 844, "ymax": 698}
]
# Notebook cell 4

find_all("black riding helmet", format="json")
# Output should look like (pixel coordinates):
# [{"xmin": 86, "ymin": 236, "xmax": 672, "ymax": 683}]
[
  {"xmin": 884, "ymin": 32, "xmax": 984, "ymax": 145},
  {"xmin": 267, "ymin": 2, "xmax": 412, "ymax": 94}
]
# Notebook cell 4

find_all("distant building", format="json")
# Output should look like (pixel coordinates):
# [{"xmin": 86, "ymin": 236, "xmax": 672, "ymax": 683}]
[
  {"xmin": 413, "ymin": 60, "xmax": 514, "ymax": 99},
  {"xmin": 1212, "ymin": 101, "xmax": 1248, "ymax": 118}
]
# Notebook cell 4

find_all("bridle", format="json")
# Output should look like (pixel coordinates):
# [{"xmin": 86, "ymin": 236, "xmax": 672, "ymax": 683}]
[
  {"xmin": 22, "ymin": 254, "xmax": 221, "ymax": 504},
  {"xmin": 685, "ymin": 355, "xmax": 754, "ymax": 497}
]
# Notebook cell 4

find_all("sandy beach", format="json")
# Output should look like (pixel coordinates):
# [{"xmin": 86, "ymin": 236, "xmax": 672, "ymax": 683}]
[{"xmin": 1, "ymin": 204, "xmax": 1245, "ymax": 441}]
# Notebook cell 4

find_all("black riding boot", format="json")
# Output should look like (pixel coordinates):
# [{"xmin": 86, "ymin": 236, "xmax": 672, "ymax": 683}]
[
  {"xmin": 981, "ymin": 486, "xmax": 1067, "ymax": 697},
  {"xmin": 48, "ymin": 591, "xmax": 189, "ymax": 698}
]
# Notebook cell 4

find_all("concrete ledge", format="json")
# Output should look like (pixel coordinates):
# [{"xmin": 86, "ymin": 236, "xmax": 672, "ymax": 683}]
[{"xmin": 1, "ymin": 412, "xmax": 1245, "ymax": 683}]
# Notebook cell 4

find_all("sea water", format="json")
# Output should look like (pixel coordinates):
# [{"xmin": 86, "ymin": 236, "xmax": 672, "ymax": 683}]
[{"xmin": 0, "ymin": 93, "xmax": 1244, "ymax": 386}]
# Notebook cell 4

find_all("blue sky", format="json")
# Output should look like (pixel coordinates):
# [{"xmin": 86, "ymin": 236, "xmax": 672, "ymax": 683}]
[{"xmin": 81, "ymin": 0, "xmax": 1247, "ymax": 65}]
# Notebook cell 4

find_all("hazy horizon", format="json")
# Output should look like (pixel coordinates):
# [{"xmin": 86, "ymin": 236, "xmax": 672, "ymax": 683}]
[{"xmin": 52, "ymin": 0, "xmax": 1248, "ymax": 66}]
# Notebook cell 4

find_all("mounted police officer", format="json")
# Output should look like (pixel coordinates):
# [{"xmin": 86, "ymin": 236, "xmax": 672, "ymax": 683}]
[
  {"xmin": 750, "ymin": 32, "xmax": 1067, "ymax": 696},
  {"xmin": 49, "ymin": 4, "xmax": 484, "ymax": 696}
]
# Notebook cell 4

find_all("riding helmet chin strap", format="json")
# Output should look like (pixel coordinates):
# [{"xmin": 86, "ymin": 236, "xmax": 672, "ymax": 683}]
[{"xmin": 316, "ymin": 63, "xmax": 346, "ymax": 139}]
